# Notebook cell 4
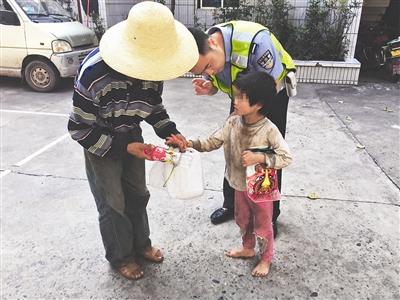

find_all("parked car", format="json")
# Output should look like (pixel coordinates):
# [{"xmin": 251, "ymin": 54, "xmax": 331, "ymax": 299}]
[{"xmin": 0, "ymin": 0, "xmax": 98, "ymax": 92}]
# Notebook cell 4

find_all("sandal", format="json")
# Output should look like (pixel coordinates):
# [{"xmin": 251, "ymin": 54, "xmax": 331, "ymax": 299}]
[
  {"xmin": 116, "ymin": 261, "xmax": 144, "ymax": 280},
  {"xmin": 141, "ymin": 246, "xmax": 164, "ymax": 263}
]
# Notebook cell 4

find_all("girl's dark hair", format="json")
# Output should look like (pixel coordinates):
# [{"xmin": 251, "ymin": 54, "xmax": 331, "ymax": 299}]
[
  {"xmin": 232, "ymin": 72, "xmax": 277, "ymax": 117},
  {"xmin": 188, "ymin": 27, "xmax": 210, "ymax": 55}
]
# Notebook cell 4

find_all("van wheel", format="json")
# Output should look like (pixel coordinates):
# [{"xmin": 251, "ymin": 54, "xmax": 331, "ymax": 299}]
[{"xmin": 24, "ymin": 59, "xmax": 59, "ymax": 92}]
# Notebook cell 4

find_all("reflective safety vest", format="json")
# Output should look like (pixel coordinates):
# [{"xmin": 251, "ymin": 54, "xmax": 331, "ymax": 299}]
[{"xmin": 209, "ymin": 21, "xmax": 296, "ymax": 98}]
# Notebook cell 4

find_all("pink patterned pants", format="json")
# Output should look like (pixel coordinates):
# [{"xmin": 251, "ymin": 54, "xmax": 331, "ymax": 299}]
[{"xmin": 234, "ymin": 190, "xmax": 274, "ymax": 262}]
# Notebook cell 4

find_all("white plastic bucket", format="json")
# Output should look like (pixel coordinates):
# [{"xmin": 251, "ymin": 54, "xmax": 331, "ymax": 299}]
[{"xmin": 148, "ymin": 148, "xmax": 204, "ymax": 199}]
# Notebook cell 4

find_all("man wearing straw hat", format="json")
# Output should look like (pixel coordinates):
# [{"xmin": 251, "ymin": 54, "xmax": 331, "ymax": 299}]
[{"xmin": 67, "ymin": 1, "xmax": 198, "ymax": 280}]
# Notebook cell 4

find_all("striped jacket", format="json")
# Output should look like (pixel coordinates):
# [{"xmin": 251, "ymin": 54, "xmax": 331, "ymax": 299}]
[{"xmin": 68, "ymin": 48, "xmax": 180, "ymax": 158}]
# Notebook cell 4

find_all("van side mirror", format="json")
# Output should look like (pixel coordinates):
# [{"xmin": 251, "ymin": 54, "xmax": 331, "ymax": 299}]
[{"xmin": 0, "ymin": 10, "xmax": 20, "ymax": 26}]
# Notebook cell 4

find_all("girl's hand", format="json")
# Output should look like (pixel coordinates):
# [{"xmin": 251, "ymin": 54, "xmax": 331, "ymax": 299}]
[
  {"xmin": 241, "ymin": 150, "xmax": 264, "ymax": 167},
  {"xmin": 186, "ymin": 140, "xmax": 193, "ymax": 148}
]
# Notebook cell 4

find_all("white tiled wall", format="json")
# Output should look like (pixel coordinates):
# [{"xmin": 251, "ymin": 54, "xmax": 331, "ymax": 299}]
[{"xmin": 76, "ymin": 0, "xmax": 366, "ymax": 84}]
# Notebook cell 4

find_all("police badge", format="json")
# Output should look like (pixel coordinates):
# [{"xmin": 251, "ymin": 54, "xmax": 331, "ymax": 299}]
[{"xmin": 257, "ymin": 50, "xmax": 274, "ymax": 70}]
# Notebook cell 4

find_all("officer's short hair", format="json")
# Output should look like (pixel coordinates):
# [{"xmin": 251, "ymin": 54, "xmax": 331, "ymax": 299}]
[
  {"xmin": 188, "ymin": 27, "xmax": 210, "ymax": 55},
  {"xmin": 233, "ymin": 72, "xmax": 277, "ymax": 117}
]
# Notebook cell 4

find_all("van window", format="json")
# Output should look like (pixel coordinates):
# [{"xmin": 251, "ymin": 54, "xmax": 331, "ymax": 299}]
[
  {"xmin": 15, "ymin": 0, "xmax": 73, "ymax": 22},
  {"xmin": 1, "ymin": 0, "xmax": 13, "ymax": 11},
  {"xmin": 0, "ymin": 0, "xmax": 21, "ymax": 25}
]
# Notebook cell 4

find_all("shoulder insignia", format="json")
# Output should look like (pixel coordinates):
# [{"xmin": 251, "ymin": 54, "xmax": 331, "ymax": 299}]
[{"xmin": 257, "ymin": 50, "xmax": 274, "ymax": 70}]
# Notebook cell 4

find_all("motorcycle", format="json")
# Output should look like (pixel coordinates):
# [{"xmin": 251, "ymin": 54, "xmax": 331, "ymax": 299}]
[
  {"xmin": 382, "ymin": 37, "xmax": 400, "ymax": 82},
  {"xmin": 362, "ymin": 36, "xmax": 400, "ymax": 82}
]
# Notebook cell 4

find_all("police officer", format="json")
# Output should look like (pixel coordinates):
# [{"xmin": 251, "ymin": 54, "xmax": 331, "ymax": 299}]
[{"xmin": 189, "ymin": 21, "xmax": 296, "ymax": 237}]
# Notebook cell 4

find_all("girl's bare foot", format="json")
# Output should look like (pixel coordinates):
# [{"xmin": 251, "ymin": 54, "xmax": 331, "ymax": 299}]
[
  {"xmin": 225, "ymin": 247, "xmax": 255, "ymax": 259},
  {"xmin": 251, "ymin": 260, "xmax": 271, "ymax": 277}
]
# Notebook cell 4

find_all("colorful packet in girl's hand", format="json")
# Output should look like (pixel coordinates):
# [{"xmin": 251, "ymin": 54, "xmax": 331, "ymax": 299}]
[{"xmin": 246, "ymin": 164, "xmax": 281, "ymax": 202}]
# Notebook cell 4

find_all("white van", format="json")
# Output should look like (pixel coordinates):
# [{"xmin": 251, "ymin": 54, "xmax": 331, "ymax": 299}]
[{"xmin": 0, "ymin": 0, "xmax": 98, "ymax": 92}]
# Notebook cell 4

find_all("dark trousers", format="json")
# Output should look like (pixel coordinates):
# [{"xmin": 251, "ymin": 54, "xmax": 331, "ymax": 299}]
[
  {"xmin": 224, "ymin": 88, "xmax": 290, "ymax": 223},
  {"xmin": 84, "ymin": 149, "xmax": 151, "ymax": 267}
]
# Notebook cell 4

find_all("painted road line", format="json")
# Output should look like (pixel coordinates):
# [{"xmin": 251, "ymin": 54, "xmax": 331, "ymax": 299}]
[
  {"xmin": 0, "ymin": 109, "xmax": 69, "ymax": 117},
  {"xmin": 14, "ymin": 133, "xmax": 70, "ymax": 167},
  {"xmin": 0, "ymin": 169, "xmax": 11, "ymax": 178}
]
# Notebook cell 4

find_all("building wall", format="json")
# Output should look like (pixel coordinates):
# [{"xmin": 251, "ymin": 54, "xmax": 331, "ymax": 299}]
[
  {"xmin": 361, "ymin": 0, "xmax": 391, "ymax": 23},
  {"xmin": 103, "ymin": 0, "xmax": 139, "ymax": 27},
  {"xmin": 95, "ymin": 0, "xmax": 364, "ymax": 61},
  {"xmin": 102, "ymin": 0, "xmax": 198, "ymax": 28}
]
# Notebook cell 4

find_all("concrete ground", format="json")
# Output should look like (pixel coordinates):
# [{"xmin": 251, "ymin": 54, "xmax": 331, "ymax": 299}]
[{"xmin": 1, "ymin": 75, "xmax": 399, "ymax": 299}]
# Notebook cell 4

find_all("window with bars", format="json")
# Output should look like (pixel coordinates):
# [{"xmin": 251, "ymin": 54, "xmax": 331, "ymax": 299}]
[{"xmin": 198, "ymin": 0, "xmax": 239, "ymax": 9}]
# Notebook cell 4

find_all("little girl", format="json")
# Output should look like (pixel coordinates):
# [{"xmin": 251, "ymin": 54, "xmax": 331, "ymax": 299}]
[{"xmin": 183, "ymin": 72, "xmax": 292, "ymax": 277}]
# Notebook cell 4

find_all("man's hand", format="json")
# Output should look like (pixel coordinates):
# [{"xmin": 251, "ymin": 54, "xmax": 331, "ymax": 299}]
[
  {"xmin": 241, "ymin": 150, "xmax": 265, "ymax": 167},
  {"xmin": 165, "ymin": 134, "xmax": 188, "ymax": 152},
  {"xmin": 127, "ymin": 142, "xmax": 154, "ymax": 160},
  {"xmin": 192, "ymin": 78, "xmax": 217, "ymax": 95}
]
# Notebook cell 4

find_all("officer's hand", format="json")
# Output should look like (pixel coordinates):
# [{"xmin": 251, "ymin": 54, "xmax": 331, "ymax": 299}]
[
  {"xmin": 127, "ymin": 142, "xmax": 154, "ymax": 160},
  {"xmin": 192, "ymin": 78, "xmax": 216, "ymax": 95}
]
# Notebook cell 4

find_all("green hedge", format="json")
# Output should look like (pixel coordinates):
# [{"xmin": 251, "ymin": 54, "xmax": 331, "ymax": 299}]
[{"xmin": 213, "ymin": 0, "xmax": 361, "ymax": 61}]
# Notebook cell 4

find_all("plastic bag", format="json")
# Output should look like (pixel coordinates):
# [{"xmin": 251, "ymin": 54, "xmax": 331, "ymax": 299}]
[
  {"xmin": 148, "ymin": 148, "xmax": 204, "ymax": 199},
  {"xmin": 246, "ymin": 164, "xmax": 280, "ymax": 202}
]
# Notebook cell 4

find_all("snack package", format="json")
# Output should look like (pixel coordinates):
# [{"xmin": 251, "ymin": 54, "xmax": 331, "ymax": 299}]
[{"xmin": 246, "ymin": 164, "xmax": 280, "ymax": 202}]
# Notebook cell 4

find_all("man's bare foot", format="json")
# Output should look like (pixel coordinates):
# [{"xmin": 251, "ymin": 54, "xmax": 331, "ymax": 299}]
[
  {"xmin": 141, "ymin": 246, "xmax": 164, "ymax": 263},
  {"xmin": 251, "ymin": 260, "xmax": 271, "ymax": 277},
  {"xmin": 225, "ymin": 247, "xmax": 255, "ymax": 259},
  {"xmin": 117, "ymin": 261, "xmax": 144, "ymax": 280}
]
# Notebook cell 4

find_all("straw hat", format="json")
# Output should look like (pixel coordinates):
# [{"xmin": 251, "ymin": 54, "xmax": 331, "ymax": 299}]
[{"xmin": 99, "ymin": 1, "xmax": 198, "ymax": 81}]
